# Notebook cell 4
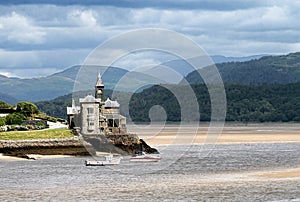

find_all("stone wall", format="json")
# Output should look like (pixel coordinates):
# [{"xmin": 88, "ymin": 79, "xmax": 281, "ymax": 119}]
[
  {"xmin": 107, "ymin": 133, "xmax": 140, "ymax": 145},
  {"xmin": 0, "ymin": 137, "xmax": 89, "ymax": 157}
]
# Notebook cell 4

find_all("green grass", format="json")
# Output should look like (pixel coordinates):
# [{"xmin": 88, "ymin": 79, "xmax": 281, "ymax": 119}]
[{"xmin": 0, "ymin": 128, "xmax": 74, "ymax": 140}]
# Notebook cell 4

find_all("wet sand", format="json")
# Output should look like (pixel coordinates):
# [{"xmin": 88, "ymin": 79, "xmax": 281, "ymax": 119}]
[
  {"xmin": 254, "ymin": 168, "xmax": 300, "ymax": 179},
  {"xmin": 126, "ymin": 123, "xmax": 300, "ymax": 184},
  {"xmin": 128, "ymin": 123, "xmax": 300, "ymax": 146}
]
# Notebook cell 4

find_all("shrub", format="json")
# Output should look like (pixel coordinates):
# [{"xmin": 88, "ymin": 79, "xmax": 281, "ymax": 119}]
[
  {"xmin": 0, "ymin": 117, "xmax": 6, "ymax": 126},
  {"xmin": 16, "ymin": 102, "xmax": 39, "ymax": 117},
  {"xmin": 5, "ymin": 113, "xmax": 25, "ymax": 125},
  {"xmin": 0, "ymin": 101, "xmax": 12, "ymax": 109}
]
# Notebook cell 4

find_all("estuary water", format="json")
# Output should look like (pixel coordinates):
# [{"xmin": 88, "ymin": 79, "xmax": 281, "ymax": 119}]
[{"xmin": 1, "ymin": 143, "xmax": 300, "ymax": 201}]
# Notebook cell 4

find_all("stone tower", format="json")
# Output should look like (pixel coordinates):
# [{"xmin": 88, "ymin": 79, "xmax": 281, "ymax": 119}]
[
  {"xmin": 95, "ymin": 73, "xmax": 104, "ymax": 102},
  {"xmin": 79, "ymin": 95, "xmax": 101, "ymax": 135}
]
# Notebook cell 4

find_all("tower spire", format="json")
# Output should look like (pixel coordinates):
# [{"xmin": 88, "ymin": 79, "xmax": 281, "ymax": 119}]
[
  {"xmin": 95, "ymin": 73, "xmax": 104, "ymax": 101},
  {"xmin": 96, "ymin": 73, "xmax": 104, "ymax": 87}
]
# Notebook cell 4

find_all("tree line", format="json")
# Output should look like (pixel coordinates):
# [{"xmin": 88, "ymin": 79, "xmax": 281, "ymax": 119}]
[
  {"xmin": 127, "ymin": 83, "xmax": 300, "ymax": 123},
  {"xmin": 34, "ymin": 82, "xmax": 300, "ymax": 123}
]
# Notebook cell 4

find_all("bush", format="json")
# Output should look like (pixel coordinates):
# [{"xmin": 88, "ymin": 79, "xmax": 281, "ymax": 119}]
[
  {"xmin": 5, "ymin": 113, "xmax": 25, "ymax": 125},
  {"xmin": 0, "ymin": 101, "xmax": 12, "ymax": 109},
  {"xmin": 34, "ymin": 113, "xmax": 57, "ymax": 122},
  {"xmin": 16, "ymin": 102, "xmax": 39, "ymax": 117},
  {"xmin": 0, "ymin": 117, "xmax": 6, "ymax": 126}
]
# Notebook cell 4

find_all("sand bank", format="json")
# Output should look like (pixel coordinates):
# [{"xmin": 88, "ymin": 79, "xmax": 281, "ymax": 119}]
[
  {"xmin": 128, "ymin": 123, "xmax": 300, "ymax": 146},
  {"xmin": 0, "ymin": 153, "xmax": 27, "ymax": 161},
  {"xmin": 0, "ymin": 153, "xmax": 72, "ymax": 161},
  {"xmin": 254, "ymin": 168, "xmax": 300, "ymax": 179}
]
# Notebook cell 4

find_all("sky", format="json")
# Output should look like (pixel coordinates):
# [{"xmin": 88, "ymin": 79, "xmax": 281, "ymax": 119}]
[{"xmin": 0, "ymin": 0, "xmax": 299, "ymax": 78}]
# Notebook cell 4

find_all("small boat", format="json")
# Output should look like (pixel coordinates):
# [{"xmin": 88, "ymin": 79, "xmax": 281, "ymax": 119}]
[
  {"xmin": 130, "ymin": 151, "xmax": 161, "ymax": 162},
  {"xmin": 85, "ymin": 154, "xmax": 122, "ymax": 166}
]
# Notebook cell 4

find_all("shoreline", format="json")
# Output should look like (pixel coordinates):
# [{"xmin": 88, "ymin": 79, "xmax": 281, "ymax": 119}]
[
  {"xmin": 1, "ymin": 123, "xmax": 299, "ymax": 160},
  {"xmin": 0, "ymin": 153, "xmax": 73, "ymax": 161},
  {"xmin": 1, "ymin": 140, "xmax": 300, "ymax": 161}
]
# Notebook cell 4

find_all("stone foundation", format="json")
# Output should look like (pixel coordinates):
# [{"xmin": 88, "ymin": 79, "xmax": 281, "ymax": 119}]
[
  {"xmin": 0, "ymin": 137, "xmax": 90, "ymax": 158},
  {"xmin": 0, "ymin": 135, "xmax": 158, "ymax": 158}
]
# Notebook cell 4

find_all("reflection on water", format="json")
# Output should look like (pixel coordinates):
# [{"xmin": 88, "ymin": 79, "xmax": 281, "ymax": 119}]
[{"xmin": 1, "ymin": 143, "xmax": 300, "ymax": 201}]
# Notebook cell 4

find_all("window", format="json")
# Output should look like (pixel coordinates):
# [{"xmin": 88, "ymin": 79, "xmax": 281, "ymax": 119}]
[
  {"xmin": 87, "ymin": 107, "xmax": 95, "ymax": 131},
  {"xmin": 87, "ymin": 107, "xmax": 94, "ymax": 115}
]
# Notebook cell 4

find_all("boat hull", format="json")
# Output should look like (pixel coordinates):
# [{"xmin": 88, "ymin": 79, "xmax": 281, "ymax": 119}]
[
  {"xmin": 85, "ymin": 159, "xmax": 121, "ymax": 166},
  {"xmin": 130, "ymin": 152, "xmax": 161, "ymax": 162},
  {"xmin": 85, "ymin": 155, "xmax": 122, "ymax": 166},
  {"xmin": 129, "ymin": 157, "xmax": 161, "ymax": 162}
]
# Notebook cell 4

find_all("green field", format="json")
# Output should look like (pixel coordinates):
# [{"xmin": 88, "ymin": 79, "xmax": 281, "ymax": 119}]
[{"xmin": 0, "ymin": 128, "xmax": 74, "ymax": 140}]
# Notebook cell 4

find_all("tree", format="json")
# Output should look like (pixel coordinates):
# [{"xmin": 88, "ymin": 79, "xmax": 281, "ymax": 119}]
[
  {"xmin": 5, "ymin": 113, "xmax": 25, "ymax": 125},
  {"xmin": 0, "ymin": 117, "xmax": 6, "ymax": 126},
  {"xmin": 16, "ymin": 102, "xmax": 39, "ymax": 118},
  {"xmin": 0, "ymin": 101, "xmax": 12, "ymax": 109}
]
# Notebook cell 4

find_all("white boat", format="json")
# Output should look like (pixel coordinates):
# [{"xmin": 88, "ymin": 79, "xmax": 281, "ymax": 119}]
[
  {"xmin": 130, "ymin": 151, "xmax": 161, "ymax": 162},
  {"xmin": 85, "ymin": 154, "xmax": 122, "ymax": 166}
]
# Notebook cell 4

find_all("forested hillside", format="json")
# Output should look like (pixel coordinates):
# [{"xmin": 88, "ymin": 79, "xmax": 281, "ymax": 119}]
[
  {"xmin": 35, "ymin": 83, "xmax": 300, "ymax": 123},
  {"xmin": 186, "ymin": 52, "xmax": 300, "ymax": 85}
]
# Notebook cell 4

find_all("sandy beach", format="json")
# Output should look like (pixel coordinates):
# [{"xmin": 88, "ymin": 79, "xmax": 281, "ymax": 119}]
[
  {"xmin": 254, "ymin": 168, "xmax": 300, "ymax": 179},
  {"xmin": 128, "ymin": 123, "xmax": 300, "ymax": 146},
  {"xmin": 0, "ymin": 153, "xmax": 72, "ymax": 161}
]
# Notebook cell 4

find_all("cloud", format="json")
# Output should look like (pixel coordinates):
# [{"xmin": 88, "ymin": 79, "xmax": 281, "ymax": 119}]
[
  {"xmin": 0, "ymin": 0, "xmax": 284, "ymax": 11},
  {"xmin": 112, "ymin": 51, "xmax": 178, "ymax": 71},
  {"xmin": 0, "ymin": 48, "xmax": 91, "ymax": 78},
  {"xmin": 0, "ymin": 71, "xmax": 18, "ymax": 78},
  {"xmin": 67, "ymin": 9, "xmax": 98, "ymax": 27},
  {"xmin": 0, "ymin": 68, "xmax": 59, "ymax": 78},
  {"xmin": 0, "ymin": 1, "xmax": 299, "ymax": 78},
  {"xmin": 0, "ymin": 12, "xmax": 45, "ymax": 45}
]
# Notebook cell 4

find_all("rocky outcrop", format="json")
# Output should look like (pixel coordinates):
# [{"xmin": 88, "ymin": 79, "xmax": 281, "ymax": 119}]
[
  {"xmin": 83, "ymin": 133, "xmax": 158, "ymax": 155},
  {"xmin": 0, "ymin": 135, "xmax": 158, "ymax": 158},
  {"xmin": 0, "ymin": 137, "xmax": 90, "ymax": 158}
]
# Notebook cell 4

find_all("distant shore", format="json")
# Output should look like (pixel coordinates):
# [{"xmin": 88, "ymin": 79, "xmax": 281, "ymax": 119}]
[{"xmin": 128, "ymin": 123, "xmax": 300, "ymax": 146}]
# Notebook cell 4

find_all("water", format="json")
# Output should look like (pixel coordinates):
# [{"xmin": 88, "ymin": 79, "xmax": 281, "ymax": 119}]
[{"xmin": 1, "ymin": 143, "xmax": 300, "ymax": 201}]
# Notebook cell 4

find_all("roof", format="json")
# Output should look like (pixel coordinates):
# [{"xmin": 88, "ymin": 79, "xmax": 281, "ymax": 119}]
[
  {"xmin": 104, "ymin": 98, "xmax": 120, "ymax": 108},
  {"xmin": 67, "ymin": 106, "xmax": 80, "ymax": 115},
  {"xmin": 79, "ymin": 95, "xmax": 101, "ymax": 103},
  {"xmin": 103, "ymin": 114, "xmax": 126, "ymax": 119}
]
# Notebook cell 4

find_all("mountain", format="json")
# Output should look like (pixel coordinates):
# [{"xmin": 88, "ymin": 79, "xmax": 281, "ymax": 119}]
[
  {"xmin": 136, "ymin": 54, "xmax": 266, "ymax": 84},
  {"xmin": 0, "ymin": 65, "xmax": 163, "ymax": 102},
  {"xmin": 185, "ymin": 52, "xmax": 300, "ymax": 85},
  {"xmin": 1, "ymin": 52, "xmax": 299, "ymax": 103},
  {"xmin": 211, "ymin": 54, "xmax": 267, "ymax": 64},
  {"xmin": 0, "ymin": 92, "xmax": 19, "ymax": 105}
]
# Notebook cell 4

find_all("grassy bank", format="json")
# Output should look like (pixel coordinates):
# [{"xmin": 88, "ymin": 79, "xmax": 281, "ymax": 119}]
[{"xmin": 0, "ymin": 128, "xmax": 74, "ymax": 140}]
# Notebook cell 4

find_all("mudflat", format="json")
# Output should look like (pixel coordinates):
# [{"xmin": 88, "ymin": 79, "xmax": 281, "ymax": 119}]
[{"xmin": 128, "ymin": 123, "xmax": 300, "ymax": 146}]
